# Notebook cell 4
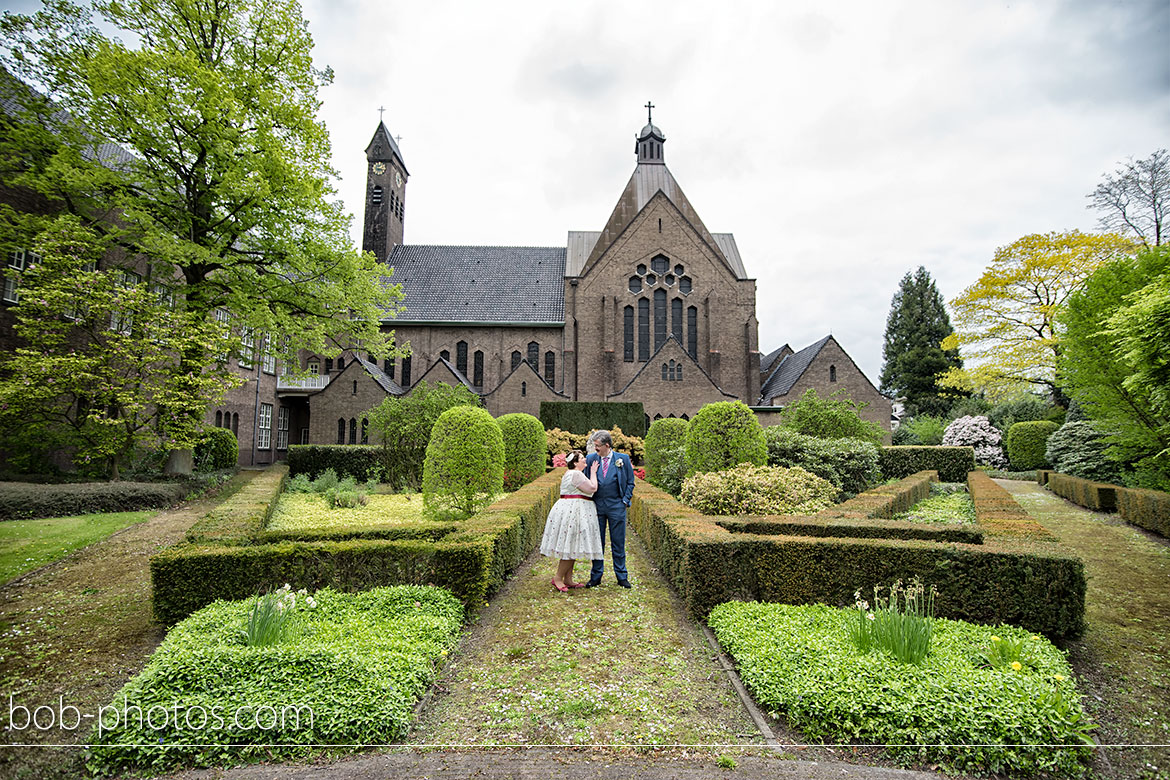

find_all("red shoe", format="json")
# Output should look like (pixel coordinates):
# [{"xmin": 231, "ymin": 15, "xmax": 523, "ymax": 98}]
[
  {"xmin": 567, "ymin": 582, "xmax": 587, "ymax": 588},
  {"xmin": 551, "ymin": 578, "xmax": 568, "ymax": 593}
]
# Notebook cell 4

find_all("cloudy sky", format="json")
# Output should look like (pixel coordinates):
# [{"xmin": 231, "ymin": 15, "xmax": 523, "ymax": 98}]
[{"xmin": 10, "ymin": 0, "xmax": 1169, "ymax": 384}]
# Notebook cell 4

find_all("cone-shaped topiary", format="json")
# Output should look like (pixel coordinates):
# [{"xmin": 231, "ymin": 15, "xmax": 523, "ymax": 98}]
[
  {"xmin": 422, "ymin": 405, "xmax": 505, "ymax": 520},
  {"xmin": 644, "ymin": 417, "xmax": 690, "ymax": 495},
  {"xmin": 497, "ymin": 413, "xmax": 547, "ymax": 491},
  {"xmin": 684, "ymin": 401, "xmax": 767, "ymax": 476}
]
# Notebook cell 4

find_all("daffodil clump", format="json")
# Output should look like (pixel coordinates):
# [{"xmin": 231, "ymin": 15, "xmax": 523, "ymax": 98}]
[
  {"xmin": 709, "ymin": 601, "xmax": 1095, "ymax": 776},
  {"xmin": 243, "ymin": 584, "xmax": 318, "ymax": 647},
  {"xmin": 88, "ymin": 585, "xmax": 462, "ymax": 776},
  {"xmin": 845, "ymin": 579, "xmax": 937, "ymax": 664}
]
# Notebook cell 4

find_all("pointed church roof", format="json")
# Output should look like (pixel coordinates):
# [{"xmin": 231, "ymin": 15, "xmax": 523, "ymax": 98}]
[
  {"xmin": 365, "ymin": 120, "xmax": 409, "ymax": 175},
  {"xmin": 354, "ymin": 355, "xmax": 405, "ymax": 395},
  {"xmin": 609, "ymin": 334, "xmax": 737, "ymax": 400},
  {"xmin": 759, "ymin": 335, "xmax": 834, "ymax": 403}
]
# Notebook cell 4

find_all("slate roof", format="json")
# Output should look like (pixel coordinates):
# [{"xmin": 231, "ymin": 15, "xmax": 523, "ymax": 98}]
[
  {"xmin": 759, "ymin": 335, "xmax": 833, "ymax": 403},
  {"xmin": 759, "ymin": 344, "xmax": 792, "ymax": 374},
  {"xmin": 354, "ymin": 355, "xmax": 404, "ymax": 395},
  {"xmin": 385, "ymin": 245, "xmax": 566, "ymax": 324}
]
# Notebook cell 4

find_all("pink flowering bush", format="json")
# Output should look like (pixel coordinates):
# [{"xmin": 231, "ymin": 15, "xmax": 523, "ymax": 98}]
[
  {"xmin": 942, "ymin": 415, "xmax": 1007, "ymax": 468},
  {"xmin": 552, "ymin": 452, "xmax": 567, "ymax": 468}
]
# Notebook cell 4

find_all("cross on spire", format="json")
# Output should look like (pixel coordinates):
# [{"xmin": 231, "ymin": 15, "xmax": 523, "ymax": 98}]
[
  {"xmin": 645, "ymin": 101, "xmax": 655, "ymax": 124},
  {"xmin": 394, "ymin": 135, "xmax": 403, "ymax": 145},
  {"xmin": 377, "ymin": 106, "xmax": 385, "ymax": 121}
]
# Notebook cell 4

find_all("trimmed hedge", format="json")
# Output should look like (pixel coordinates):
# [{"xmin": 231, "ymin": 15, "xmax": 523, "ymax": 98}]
[
  {"xmin": 539, "ymin": 400, "xmax": 646, "ymax": 438},
  {"xmin": 0, "ymin": 480, "xmax": 186, "ymax": 521},
  {"xmin": 1117, "ymin": 487, "xmax": 1170, "ymax": 538},
  {"xmin": 644, "ymin": 417, "xmax": 689, "ymax": 495},
  {"xmin": 151, "ymin": 469, "xmax": 561, "ymax": 624},
  {"xmin": 194, "ymin": 427, "xmax": 239, "ymax": 471},
  {"xmin": 967, "ymin": 471, "xmax": 1052, "ymax": 536},
  {"xmin": 422, "ymin": 406, "xmax": 505, "ymax": 521},
  {"xmin": 497, "ymin": 413, "xmax": 546, "ymax": 491},
  {"xmin": 184, "ymin": 466, "xmax": 287, "ymax": 545},
  {"xmin": 685, "ymin": 401, "xmax": 767, "ymax": 476},
  {"xmin": 1048, "ymin": 473, "xmax": 1119, "ymax": 512},
  {"xmin": 629, "ymin": 473, "xmax": 1085, "ymax": 639},
  {"xmin": 880, "ymin": 446, "xmax": 975, "ymax": 482},
  {"xmin": 287, "ymin": 445, "xmax": 381, "ymax": 481},
  {"xmin": 818, "ymin": 470, "xmax": 935, "ymax": 520},
  {"xmin": 1005, "ymin": 420, "xmax": 1059, "ymax": 471}
]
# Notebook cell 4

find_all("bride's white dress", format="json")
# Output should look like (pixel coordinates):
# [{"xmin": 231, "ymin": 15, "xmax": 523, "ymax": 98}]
[{"xmin": 540, "ymin": 470, "xmax": 603, "ymax": 560}]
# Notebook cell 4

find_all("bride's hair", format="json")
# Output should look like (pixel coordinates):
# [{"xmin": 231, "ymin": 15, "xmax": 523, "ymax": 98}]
[{"xmin": 565, "ymin": 450, "xmax": 584, "ymax": 468}]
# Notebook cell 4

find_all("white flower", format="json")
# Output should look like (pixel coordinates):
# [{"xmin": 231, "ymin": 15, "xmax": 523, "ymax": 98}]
[
  {"xmin": 866, "ymin": 613, "xmax": 875, "ymax": 621},
  {"xmin": 306, "ymin": 597, "xmax": 317, "ymax": 609}
]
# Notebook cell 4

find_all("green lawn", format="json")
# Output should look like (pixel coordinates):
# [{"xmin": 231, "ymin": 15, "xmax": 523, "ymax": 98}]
[
  {"xmin": 266, "ymin": 492, "xmax": 430, "ymax": 532},
  {"xmin": 0, "ymin": 511, "xmax": 155, "ymax": 584}
]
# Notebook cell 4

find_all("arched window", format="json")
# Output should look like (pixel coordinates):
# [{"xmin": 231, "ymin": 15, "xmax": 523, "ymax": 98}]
[
  {"xmin": 511, "ymin": 350, "xmax": 522, "ymax": 370},
  {"xmin": 385, "ymin": 358, "xmax": 394, "ymax": 378},
  {"xmin": 337, "ymin": 356, "xmax": 345, "ymax": 369},
  {"xmin": 456, "ymin": 341, "xmax": 468, "ymax": 377},
  {"xmin": 337, "ymin": 418, "xmax": 345, "ymax": 445},
  {"xmin": 638, "ymin": 298, "xmax": 650, "ymax": 361},
  {"xmin": 361, "ymin": 418, "xmax": 369, "ymax": 445},
  {"xmin": 232, "ymin": 413, "xmax": 239, "ymax": 435},
  {"xmin": 521, "ymin": 381, "xmax": 527, "ymax": 397},
  {"xmin": 527, "ymin": 341, "xmax": 539, "ymax": 371},
  {"xmin": 830, "ymin": 364, "xmax": 837, "ymax": 382},
  {"xmin": 371, "ymin": 185, "xmax": 383, "ymax": 205},
  {"xmin": 662, "ymin": 363, "xmax": 669, "ymax": 380},
  {"xmin": 672, "ymin": 298, "xmax": 683, "ymax": 342},
  {"xmin": 352, "ymin": 380, "xmax": 358, "ymax": 395},
  {"xmin": 401, "ymin": 356, "xmax": 412, "ymax": 386},
  {"xmin": 544, "ymin": 351, "xmax": 555, "ymax": 385},
  {"xmin": 623, "ymin": 306, "xmax": 635, "ymax": 362},
  {"xmin": 687, "ymin": 306, "xmax": 698, "ymax": 358},
  {"xmin": 677, "ymin": 364, "xmax": 683, "ymax": 381},
  {"xmin": 215, "ymin": 410, "xmax": 223, "ymax": 427},
  {"xmin": 473, "ymin": 350, "xmax": 484, "ymax": 389},
  {"xmin": 348, "ymin": 418, "xmax": 357, "ymax": 445},
  {"xmin": 654, "ymin": 289, "xmax": 667, "ymax": 350}
]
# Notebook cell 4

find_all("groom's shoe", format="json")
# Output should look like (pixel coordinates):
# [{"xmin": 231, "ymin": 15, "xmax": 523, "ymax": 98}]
[
  {"xmin": 617, "ymin": 579, "xmax": 632, "ymax": 589},
  {"xmin": 585, "ymin": 578, "xmax": 602, "ymax": 588}
]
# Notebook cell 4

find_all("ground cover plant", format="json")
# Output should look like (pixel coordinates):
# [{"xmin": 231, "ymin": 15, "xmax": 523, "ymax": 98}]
[
  {"xmin": 266, "ymin": 492, "xmax": 428, "ymax": 533},
  {"xmin": 0, "ymin": 510, "xmax": 155, "ymax": 583},
  {"xmin": 87, "ymin": 585, "xmax": 463, "ymax": 776},
  {"xmin": 709, "ymin": 600, "xmax": 1095, "ymax": 777},
  {"xmin": 285, "ymin": 468, "xmax": 376, "ymax": 508},
  {"xmin": 890, "ymin": 489, "xmax": 975, "ymax": 525}
]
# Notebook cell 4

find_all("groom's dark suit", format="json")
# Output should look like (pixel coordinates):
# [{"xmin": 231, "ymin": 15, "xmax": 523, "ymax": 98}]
[{"xmin": 585, "ymin": 449, "xmax": 636, "ymax": 584}]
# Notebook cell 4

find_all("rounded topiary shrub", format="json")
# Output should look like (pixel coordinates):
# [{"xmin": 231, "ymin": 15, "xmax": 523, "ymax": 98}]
[
  {"xmin": 942, "ymin": 415, "xmax": 1007, "ymax": 468},
  {"xmin": 1045, "ymin": 421, "xmax": 1120, "ymax": 483},
  {"xmin": 644, "ymin": 417, "xmax": 690, "ymax": 495},
  {"xmin": 1005, "ymin": 420, "xmax": 1060, "ymax": 471},
  {"xmin": 685, "ymin": 401, "xmax": 767, "ymax": 476},
  {"xmin": 194, "ymin": 427, "xmax": 238, "ymax": 472},
  {"xmin": 422, "ymin": 405, "xmax": 505, "ymax": 520},
  {"xmin": 764, "ymin": 426, "xmax": 880, "ymax": 497},
  {"xmin": 680, "ymin": 463, "xmax": 837, "ymax": 515},
  {"xmin": 497, "ymin": 413, "xmax": 546, "ymax": 491}
]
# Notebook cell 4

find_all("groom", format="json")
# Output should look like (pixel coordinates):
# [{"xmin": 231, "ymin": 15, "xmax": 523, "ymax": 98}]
[{"xmin": 585, "ymin": 430, "xmax": 636, "ymax": 588}]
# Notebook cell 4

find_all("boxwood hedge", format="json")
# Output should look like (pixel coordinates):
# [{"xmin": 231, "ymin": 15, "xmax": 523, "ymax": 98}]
[
  {"xmin": 88, "ymin": 586, "xmax": 462, "ymax": 776},
  {"xmin": 1117, "ymin": 486, "xmax": 1170, "ymax": 538},
  {"xmin": 539, "ymin": 400, "xmax": 646, "ymax": 437},
  {"xmin": 880, "ymin": 446, "xmax": 975, "ymax": 482},
  {"xmin": 0, "ymin": 480, "xmax": 187, "ymax": 521},
  {"xmin": 286, "ymin": 445, "xmax": 381, "ymax": 481},
  {"xmin": 1005, "ymin": 420, "xmax": 1059, "ymax": 471}
]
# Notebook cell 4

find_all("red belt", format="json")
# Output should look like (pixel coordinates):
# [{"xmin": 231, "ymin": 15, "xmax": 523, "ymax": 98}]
[{"xmin": 560, "ymin": 494, "xmax": 592, "ymax": 500}]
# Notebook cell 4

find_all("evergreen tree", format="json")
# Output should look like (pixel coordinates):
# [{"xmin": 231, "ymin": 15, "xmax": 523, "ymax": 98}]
[{"xmin": 880, "ymin": 266, "xmax": 963, "ymax": 417}]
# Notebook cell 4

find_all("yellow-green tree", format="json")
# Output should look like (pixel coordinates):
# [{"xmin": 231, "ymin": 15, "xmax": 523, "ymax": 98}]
[{"xmin": 940, "ymin": 231, "xmax": 1135, "ymax": 402}]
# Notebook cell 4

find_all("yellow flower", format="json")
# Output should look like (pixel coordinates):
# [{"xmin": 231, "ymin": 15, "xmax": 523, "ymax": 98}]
[
  {"xmin": 1011, "ymin": 661, "xmax": 1022, "ymax": 671},
  {"xmin": 991, "ymin": 635, "xmax": 1001, "ymax": 643},
  {"xmin": 1032, "ymin": 635, "xmax": 1042, "ymax": 642},
  {"xmin": 1054, "ymin": 674, "xmax": 1066, "ymax": 682}
]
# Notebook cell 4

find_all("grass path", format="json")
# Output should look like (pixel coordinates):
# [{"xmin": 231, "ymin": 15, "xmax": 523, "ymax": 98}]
[
  {"xmin": 0, "ymin": 510, "xmax": 156, "ymax": 585},
  {"xmin": 998, "ymin": 479, "xmax": 1170, "ymax": 780},
  {"xmin": 0, "ymin": 471, "xmax": 255, "ymax": 780},
  {"xmin": 409, "ymin": 532, "xmax": 762, "ymax": 748}
]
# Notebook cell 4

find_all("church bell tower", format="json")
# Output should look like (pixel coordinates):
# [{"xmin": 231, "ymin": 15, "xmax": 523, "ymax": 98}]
[{"xmin": 362, "ymin": 115, "xmax": 409, "ymax": 263}]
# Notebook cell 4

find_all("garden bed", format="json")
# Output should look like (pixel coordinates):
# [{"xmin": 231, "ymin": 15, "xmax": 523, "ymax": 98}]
[
  {"xmin": 266, "ymin": 492, "xmax": 430, "ymax": 532},
  {"xmin": 709, "ymin": 601, "xmax": 1093, "ymax": 777},
  {"xmin": 88, "ymin": 585, "xmax": 462, "ymax": 776}
]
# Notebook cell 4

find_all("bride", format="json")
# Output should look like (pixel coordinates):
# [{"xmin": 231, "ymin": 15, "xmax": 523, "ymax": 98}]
[{"xmin": 540, "ymin": 451, "xmax": 603, "ymax": 591}]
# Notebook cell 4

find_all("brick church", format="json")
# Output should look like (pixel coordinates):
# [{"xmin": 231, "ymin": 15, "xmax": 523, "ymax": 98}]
[{"xmin": 256, "ymin": 110, "xmax": 890, "ymax": 459}]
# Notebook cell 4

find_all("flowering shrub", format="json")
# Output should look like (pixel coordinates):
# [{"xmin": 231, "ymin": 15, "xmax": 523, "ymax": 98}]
[
  {"xmin": 633, "ymin": 467, "xmax": 645, "ymax": 480},
  {"xmin": 551, "ymin": 452, "xmax": 567, "ymax": 468},
  {"xmin": 679, "ymin": 463, "xmax": 836, "ymax": 516},
  {"xmin": 942, "ymin": 415, "xmax": 1007, "ymax": 468}
]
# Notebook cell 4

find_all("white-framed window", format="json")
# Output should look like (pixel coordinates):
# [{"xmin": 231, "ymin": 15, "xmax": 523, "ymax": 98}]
[
  {"xmin": 239, "ymin": 329, "xmax": 255, "ymax": 369},
  {"xmin": 307, "ymin": 359, "xmax": 320, "ymax": 374},
  {"xmin": 2, "ymin": 275, "xmax": 18, "ymax": 304},
  {"xmin": 257, "ymin": 403, "xmax": 272, "ymax": 449},
  {"xmin": 8, "ymin": 248, "xmax": 39, "ymax": 271},
  {"xmin": 276, "ymin": 406, "xmax": 289, "ymax": 450},
  {"xmin": 261, "ymin": 334, "xmax": 276, "ymax": 375}
]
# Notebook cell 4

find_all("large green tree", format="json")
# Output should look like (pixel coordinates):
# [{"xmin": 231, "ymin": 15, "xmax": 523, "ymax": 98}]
[
  {"xmin": 939, "ymin": 230, "xmax": 1135, "ymax": 403},
  {"xmin": 879, "ymin": 266, "xmax": 963, "ymax": 416},
  {"xmin": 0, "ymin": 0, "xmax": 402, "ymax": 471}
]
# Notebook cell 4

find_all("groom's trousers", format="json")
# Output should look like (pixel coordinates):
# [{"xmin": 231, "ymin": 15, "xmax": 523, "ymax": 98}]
[{"xmin": 591, "ymin": 498, "xmax": 628, "ymax": 582}]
